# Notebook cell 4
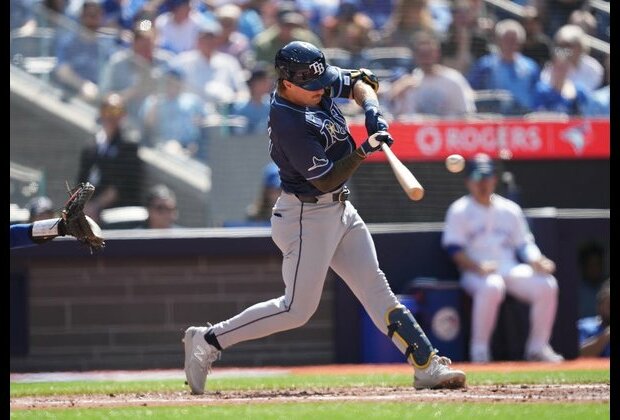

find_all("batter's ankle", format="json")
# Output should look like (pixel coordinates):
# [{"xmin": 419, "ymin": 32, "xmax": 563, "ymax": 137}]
[{"xmin": 204, "ymin": 328, "xmax": 222, "ymax": 350}]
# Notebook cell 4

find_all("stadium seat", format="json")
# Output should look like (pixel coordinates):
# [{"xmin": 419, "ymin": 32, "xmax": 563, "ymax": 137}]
[
  {"xmin": 10, "ymin": 27, "xmax": 57, "ymax": 76},
  {"xmin": 473, "ymin": 89, "xmax": 515, "ymax": 114},
  {"xmin": 360, "ymin": 47, "xmax": 414, "ymax": 80},
  {"xmin": 322, "ymin": 48, "xmax": 354, "ymax": 69},
  {"xmin": 100, "ymin": 206, "xmax": 148, "ymax": 229}
]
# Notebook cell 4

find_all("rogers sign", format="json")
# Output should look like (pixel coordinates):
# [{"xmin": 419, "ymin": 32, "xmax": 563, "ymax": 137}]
[
  {"xmin": 416, "ymin": 125, "xmax": 542, "ymax": 155},
  {"xmin": 348, "ymin": 118, "xmax": 609, "ymax": 161}
]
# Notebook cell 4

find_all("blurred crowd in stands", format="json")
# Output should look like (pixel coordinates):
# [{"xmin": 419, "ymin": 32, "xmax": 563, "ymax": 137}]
[
  {"xmin": 10, "ymin": 0, "xmax": 610, "ymax": 225},
  {"xmin": 10, "ymin": 0, "xmax": 610, "ymax": 137}
]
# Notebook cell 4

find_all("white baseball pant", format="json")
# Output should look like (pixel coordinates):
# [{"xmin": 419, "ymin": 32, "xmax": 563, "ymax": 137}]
[{"xmin": 461, "ymin": 263, "xmax": 559, "ymax": 357}]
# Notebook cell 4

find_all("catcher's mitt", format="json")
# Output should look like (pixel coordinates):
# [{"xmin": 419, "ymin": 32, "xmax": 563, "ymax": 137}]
[{"xmin": 61, "ymin": 182, "xmax": 105, "ymax": 252}]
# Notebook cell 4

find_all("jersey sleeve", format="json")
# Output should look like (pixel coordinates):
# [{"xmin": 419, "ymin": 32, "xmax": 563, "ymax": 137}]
[
  {"xmin": 442, "ymin": 203, "xmax": 467, "ymax": 250},
  {"xmin": 326, "ymin": 67, "xmax": 355, "ymax": 100},
  {"xmin": 511, "ymin": 204, "xmax": 543, "ymax": 262},
  {"xmin": 10, "ymin": 224, "xmax": 35, "ymax": 249},
  {"xmin": 511, "ymin": 205, "xmax": 536, "ymax": 248},
  {"xmin": 272, "ymin": 119, "xmax": 333, "ymax": 181}
]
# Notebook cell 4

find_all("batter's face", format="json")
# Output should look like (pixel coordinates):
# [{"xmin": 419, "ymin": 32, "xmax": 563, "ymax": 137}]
[
  {"xmin": 466, "ymin": 175, "xmax": 497, "ymax": 205},
  {"xmin": 281, "ymin": 80, "xmax": 324, "ymax": 106}
]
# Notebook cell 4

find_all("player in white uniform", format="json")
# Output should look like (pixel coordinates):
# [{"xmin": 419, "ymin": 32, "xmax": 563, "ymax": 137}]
[{"xmin": 442, "ymin": 153, "xmax": 564, "ymax": 363}]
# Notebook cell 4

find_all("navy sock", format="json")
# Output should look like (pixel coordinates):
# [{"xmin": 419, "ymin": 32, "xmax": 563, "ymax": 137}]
[{"xmin": 204, "ymin": 329, "xmax": 222, "ymax": 350}]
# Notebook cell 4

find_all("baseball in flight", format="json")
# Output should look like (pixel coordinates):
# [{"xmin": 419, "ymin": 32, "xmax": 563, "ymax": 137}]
[{"xmin": 445, "ymin": 154, "xmax": 465, "ymax": 173}]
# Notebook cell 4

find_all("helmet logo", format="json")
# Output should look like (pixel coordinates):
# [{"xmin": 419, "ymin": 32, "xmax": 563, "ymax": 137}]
[{"xmin": 309, "ymin": 61, "xmax": 325, "ymax": 76}]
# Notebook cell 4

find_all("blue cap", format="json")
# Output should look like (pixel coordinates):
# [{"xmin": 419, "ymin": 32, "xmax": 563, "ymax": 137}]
[
  {"xmin": 466, "ymin": 153, "xmax": 495, "ymax": 180},
  {"xmin": 263, "ymin": 162, "xmax": 281, "ymax": 189}
]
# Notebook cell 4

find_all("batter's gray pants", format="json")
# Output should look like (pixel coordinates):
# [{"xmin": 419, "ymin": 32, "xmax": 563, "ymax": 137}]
[{"xmin": 210, "ymin": 190, "xmax": 404, "ymax": 353}]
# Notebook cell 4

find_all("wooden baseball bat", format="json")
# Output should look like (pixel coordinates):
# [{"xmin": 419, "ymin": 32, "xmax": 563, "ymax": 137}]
[{"xmin": 381, "ymin": 143, "xmax": 425, "ymax": 201}]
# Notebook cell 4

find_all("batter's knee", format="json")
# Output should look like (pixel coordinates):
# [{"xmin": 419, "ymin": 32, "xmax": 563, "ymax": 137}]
[{"xmin": 283, "ymin": 304, "xmax": 315, "ymax": 328}]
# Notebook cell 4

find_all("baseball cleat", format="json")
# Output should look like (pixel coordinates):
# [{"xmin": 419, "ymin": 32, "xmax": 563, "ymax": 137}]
[
  {"xmin": 413, "ymin": 355, "xmax": 466, "ymax": 390},
  {"xmin": 183, "ymin": 325, "xmax": 221, "ymax": 395},
  {"xmin": 525, "ymin": 345, "xmax": 564, "ymax": 363}
]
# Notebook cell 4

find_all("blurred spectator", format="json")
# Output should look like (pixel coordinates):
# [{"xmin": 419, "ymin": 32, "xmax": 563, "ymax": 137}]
[
  {"xmin": 519, "ymin": 6, "xmax": 552, "ymax": 69},
  {"xmin": 321, "ymin": 3, "xmax": 377, "ymax": 56},
  {"xmin": 568, "ymin": 9, "xmax": 597, "ymax": 36},
  {"xmin": 428, "ymin": 0, "xmax": 453, "ymax": 36},
  {"xmin": 53, "ymin": 0, "xmax": 118, "ymax": 103},
  {"xmin": 154, "ymin": 0, "xmax": 216, "ymax": 54},
  {"xmin": 213, "ymin": 3, "xmax": 252, "ymax": 68},
  {"xmin": 577, "ymin": 242, "xmax": 607, "ymax": 319},
  {"xmin": 467, "ymin": 19, "xmax": 540, "ymax": 115},
  {"xmin": 234, "ymin": 0, "xmax": 266, "ymax": 41},
  {"xmin": 76, "ymin": 93, "xmax": 144, "ymax": 222},
  {"xmin": 140, "ymin": 67, "xmax": 207, "ymax": 158},
  {"xmin": 295, "ymin": 0, "xmax": 340, "ymax": 35},
  {"xmin": 379, "ymin": 0, "xmax": 437, "ymax": 47},
  {"xmin": 578, "ymin": 279, "xmax": 610, "ymax": 358},
  {"xmin": 254, "ymin": 0, "xmax": 280, "ymax": 29},
  {"xmin": 349, "ymin": 0, "xmax": 393, "ymax": 29},
  {"xmin": 466, "ymin": 0, "xmax": 495, "ymax": 38},
  {"xmin": 388, "ymin": 30, "xmax": 476, "ymax": 118},
  {"xmin": 26, "ymin": 196, "xmax": 56, "ymax": 222},
  {"xmin": 543, "ymin": 0, "xmax": 587, "ymax": 38},
  {"xmin": 592, "ymin": 1, "xmax": 609, "ymax": 43},
  {"xmin": 11, "ymin": 0, "xmax": 37, "ymax": 32},
  {"xmin": 582, "ymin": 54, "xmax": 609, "ymax": 117},
  {"xmin": 37, "ymin": 0, "xmax": 69, "ymax": 31},
  {"xmin": 230, "ymin": 63, "xmax": 274, "ymax": 135},
  {"xmin": 541, "ymin": 24, "xmax": 604, "ymax": 93},
  {"xmin": 139, "ymin": 184, "xmax": 181, "ymax": 228},
  {"xmin": 251, "ymin": 5, "xmax": 323, "ymax": 65},
  {"xmin": 171, "ymin": 21, "xmax": 249, "ymax": 113},
  {"xmin": 567, "ymin": 9, "xmax": 607, "ymax": 65},
  {"xmin": 245, "ymin": 162, "xmax": 282, "ymax": 224},
  {"xmin": 100, "ymin": 19, "xmax": 174, "ymax": 128},
  {"xmin": 532, "ymin": 47, "xmax": 590, "ymax": 115},
  {"xmin": 440, "ymin": 0, "xmax": 491, "ymax": 75}
]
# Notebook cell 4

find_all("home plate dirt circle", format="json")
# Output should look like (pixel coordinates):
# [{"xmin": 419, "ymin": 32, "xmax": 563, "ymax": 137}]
[{"xmin": 10, "ymin": 359, "xmax": 610, "ymax": 409}]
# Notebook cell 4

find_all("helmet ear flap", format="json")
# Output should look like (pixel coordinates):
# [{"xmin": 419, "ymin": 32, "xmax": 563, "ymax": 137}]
[{"xmin": 275, "ymin": 62, "xmax": 289, "ymax": 81}]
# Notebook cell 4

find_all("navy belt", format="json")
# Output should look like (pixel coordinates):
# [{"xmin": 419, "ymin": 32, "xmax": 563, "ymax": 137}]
[{"xmin": 295, "ymin": 186, "xmax": 350, "ymax": 203}]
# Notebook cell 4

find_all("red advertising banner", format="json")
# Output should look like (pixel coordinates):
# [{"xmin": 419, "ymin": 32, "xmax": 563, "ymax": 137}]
[{"xmin": 348, "ymin": 118, "xmax": 610, "ymax": 162}]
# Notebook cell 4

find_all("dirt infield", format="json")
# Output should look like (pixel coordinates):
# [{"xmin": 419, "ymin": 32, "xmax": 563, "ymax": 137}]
[{"xmin": 10, "ymin": 359, "xmax": 610, "ymax": 409}]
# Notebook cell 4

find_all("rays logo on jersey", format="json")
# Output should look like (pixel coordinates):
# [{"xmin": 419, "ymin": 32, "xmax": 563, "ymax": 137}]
[{"xmin": 320, "ymin": 119, "xmax": 349, "ymax": 150}]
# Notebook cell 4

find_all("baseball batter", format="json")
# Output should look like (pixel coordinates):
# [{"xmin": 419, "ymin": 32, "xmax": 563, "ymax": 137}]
[
  {"xmin": 442, "ymin": 153, "xmax": 564, "ymax": 363},
  {"xmin": 183, "ymin": 41, "xmax": 466, "ymax": 394}
]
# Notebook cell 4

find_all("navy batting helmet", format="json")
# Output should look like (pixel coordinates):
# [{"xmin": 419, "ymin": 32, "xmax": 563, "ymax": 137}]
[{"xmin": 275, "ymin": 41, "xmax": 339, "ymax": 90}]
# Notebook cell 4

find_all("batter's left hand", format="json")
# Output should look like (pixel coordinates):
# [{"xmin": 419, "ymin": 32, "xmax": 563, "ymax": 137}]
[
  {"xmin": 365, "ymin": 107, "xmax": 389, "ymax": 136},
  {"xmin": 531, "ymin": 256, "xmax": 556, "ymax": 274}
]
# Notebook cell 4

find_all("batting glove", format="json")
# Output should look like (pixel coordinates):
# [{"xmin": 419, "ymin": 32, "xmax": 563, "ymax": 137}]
[
  {"xmin": 357, "ymin": 131, "xmax": 394, "ymax": 158},
  {"xmin": 364, "ymin": 100, "xmax": 389, "ymax": 136}
]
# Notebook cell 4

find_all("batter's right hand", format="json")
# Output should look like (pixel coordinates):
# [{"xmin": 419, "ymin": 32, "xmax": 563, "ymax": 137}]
[{"xmin": 359, "ymin": 131, "xmax": 394, "ymax": 157}]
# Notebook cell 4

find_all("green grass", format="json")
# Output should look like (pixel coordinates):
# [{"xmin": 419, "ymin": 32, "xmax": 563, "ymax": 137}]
[
  {"xmin": 9, "ymin": 401, "xmax": 610, "ymax": 419},
  {"xmin": 11, "ymin": 368, "xmax": 609, "ymax": 419},
  {"xmin": 10, "ymin": 369, "xmax": 609, "ymax": 397}
]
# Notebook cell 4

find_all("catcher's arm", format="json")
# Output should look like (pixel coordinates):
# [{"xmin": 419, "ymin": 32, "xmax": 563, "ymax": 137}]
[{"xmin": 27, "ymin": 182, "xmax": 105, "ymax": 253}]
